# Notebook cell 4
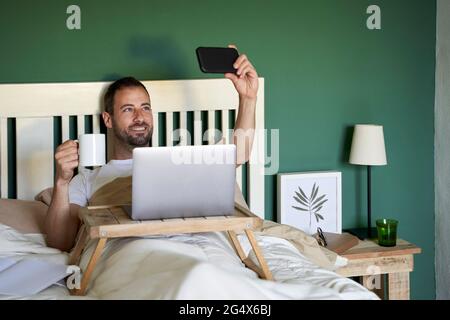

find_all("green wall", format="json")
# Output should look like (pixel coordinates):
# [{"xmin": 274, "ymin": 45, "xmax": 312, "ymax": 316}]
[{"xmin": 0, "ymin": 0, "xmax": 436, "ymax": 299}]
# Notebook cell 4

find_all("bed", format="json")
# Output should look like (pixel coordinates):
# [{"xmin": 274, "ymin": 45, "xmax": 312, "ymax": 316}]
[{"xmin": 0, "ymin": 78, "xmax": 378, "ymax": 300}]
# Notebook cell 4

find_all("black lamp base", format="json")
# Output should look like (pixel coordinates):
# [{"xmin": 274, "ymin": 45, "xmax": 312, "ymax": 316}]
[{"xmin": 345, "ymin": 227, "xmax": 378, "ymax": 240}]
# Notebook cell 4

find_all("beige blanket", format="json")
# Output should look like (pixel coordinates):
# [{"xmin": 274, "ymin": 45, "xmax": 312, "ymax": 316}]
[{"xmin": 88, "ymin": 176, "xmax": 343, "ymax": 270}]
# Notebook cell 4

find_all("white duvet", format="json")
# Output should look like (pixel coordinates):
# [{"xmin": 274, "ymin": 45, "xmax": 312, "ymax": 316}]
[{"xmin": 0, "ymin": 224, "xmax": 378, "ymax": 300}]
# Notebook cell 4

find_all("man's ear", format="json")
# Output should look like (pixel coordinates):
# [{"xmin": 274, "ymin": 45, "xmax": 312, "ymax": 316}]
[{"xmin": 102, "ymin": 112, "xmax": 113, "ymax": 129}]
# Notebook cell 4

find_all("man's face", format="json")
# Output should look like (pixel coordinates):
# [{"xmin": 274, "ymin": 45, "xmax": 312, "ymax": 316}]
[{"xmin": 105, "ymin": 86, "xmax": 153, "ymax": 148}]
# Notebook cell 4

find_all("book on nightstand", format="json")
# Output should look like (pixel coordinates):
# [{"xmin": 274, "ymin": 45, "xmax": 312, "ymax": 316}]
[{"xmin": 315, "ymin": 232, "xmax": 360, "ymax": 254}]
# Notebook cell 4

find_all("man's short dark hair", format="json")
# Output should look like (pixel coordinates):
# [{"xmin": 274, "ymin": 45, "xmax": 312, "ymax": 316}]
[{"xmin": 103, "ymin": 77, "xmax": 149, "ymax": 114}]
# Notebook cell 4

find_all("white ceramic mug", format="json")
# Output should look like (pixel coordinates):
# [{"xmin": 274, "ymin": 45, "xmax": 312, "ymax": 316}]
[{"xmin": 78, "ymin": 134, "xmax": 106, "ymax": 167}]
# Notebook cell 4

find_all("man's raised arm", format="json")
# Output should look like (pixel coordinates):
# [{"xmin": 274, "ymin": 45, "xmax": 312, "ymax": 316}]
[{"xmin": 224, "ymin": 45, "xmax": 259, "ymax": 166}]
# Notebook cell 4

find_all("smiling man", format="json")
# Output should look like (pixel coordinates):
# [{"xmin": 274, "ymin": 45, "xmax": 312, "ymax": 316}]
[
  {"xmin": 103, "ymin": 79, "xmax": 154, "ymax": 157},
  {"xmin": 44, "ymin": 46, "xmax": 259, "ymax": 251}
]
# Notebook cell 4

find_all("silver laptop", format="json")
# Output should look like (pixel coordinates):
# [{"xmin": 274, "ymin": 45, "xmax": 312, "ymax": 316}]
[{"xmin": 124, "ymin": 144, "xmax": 236, "ymax": 220}]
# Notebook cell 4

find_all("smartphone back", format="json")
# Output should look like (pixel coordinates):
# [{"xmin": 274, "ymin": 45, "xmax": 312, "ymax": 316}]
[{"xmin": 196, "ymin": 47, "xmax": 239, "ymax": 74}]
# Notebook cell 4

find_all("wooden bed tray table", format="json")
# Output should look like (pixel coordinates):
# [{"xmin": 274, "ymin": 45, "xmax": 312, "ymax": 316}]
[{"xmin": 69, "ymin": 203, "xmax": 273, "ymax": 295}]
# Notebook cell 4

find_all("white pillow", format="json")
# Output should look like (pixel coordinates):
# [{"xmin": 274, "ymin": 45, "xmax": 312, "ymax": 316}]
[{"xmin": 0, "ymin": 199, "xmax": 48, "ymax": 234}]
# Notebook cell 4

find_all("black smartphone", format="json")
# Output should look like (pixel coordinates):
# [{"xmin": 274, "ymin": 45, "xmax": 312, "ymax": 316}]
[{"xmin": 196, "ymin": 47, "xmax": 239, "ymax": 74}]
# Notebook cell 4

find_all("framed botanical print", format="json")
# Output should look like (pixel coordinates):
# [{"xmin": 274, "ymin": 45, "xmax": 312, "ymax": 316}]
[{"xmin": 277, "ymin": 171, "xmax": 342, "ymax": 235}]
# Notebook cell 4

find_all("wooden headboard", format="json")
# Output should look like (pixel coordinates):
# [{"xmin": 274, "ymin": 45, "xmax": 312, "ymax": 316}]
[{"xmin": 0, "ymin": 78, "xmax": 265, "ymax": 218}]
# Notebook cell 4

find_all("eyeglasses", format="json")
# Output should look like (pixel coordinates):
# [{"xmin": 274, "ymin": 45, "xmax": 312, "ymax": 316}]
[{"xmin": 315, "ymin": 227, "xmax": 327, "ymax": 247}]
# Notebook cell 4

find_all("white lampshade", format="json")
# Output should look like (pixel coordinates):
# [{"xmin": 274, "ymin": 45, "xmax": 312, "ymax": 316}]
[{"xmin": 349, "ymin": 124, "xmax": 387, "ymax": 166}]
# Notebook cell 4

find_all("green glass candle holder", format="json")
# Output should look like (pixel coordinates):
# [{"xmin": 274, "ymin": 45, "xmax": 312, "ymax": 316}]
[{"xmin": 376, "ymin": 219, "xmax": 398, "ymax": 247}]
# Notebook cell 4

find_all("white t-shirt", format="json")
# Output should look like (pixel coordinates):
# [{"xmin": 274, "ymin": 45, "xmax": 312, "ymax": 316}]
[{"xmin": 69, "ymin": 159, "xmax": 133, "ymax": 207}]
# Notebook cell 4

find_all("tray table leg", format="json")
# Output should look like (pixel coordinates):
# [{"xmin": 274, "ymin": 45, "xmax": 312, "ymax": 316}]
[
  {"xmin": 68, "ymin": 224, "xmax": 88, "ymax": 266},
  {"xmin": 244, "ymin": 229, "xmax": 273, "ymax": 280},
  {"xmin": 227, "ymin": 230, "xmax": 247, "ymax": 261},
  {"xmin": 227, "ymin": 230, "xmax": 273, "ymax": 281},
  {"xmin": 71, "ymin": 237, "xmax": 108, "ymax": 296}
]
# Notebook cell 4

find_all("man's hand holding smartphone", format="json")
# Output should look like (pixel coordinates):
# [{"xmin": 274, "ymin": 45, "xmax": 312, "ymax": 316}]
[
  {"xmin": 224, "ymin": 45, "xmax": 258, "ymax": 101},
  {"xmin": 196, "ymin": 44, "xmax": 258, "ymax": 100}
]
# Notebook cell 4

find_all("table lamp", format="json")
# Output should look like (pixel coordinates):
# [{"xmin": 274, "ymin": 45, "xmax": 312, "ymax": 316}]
[{"xmin": 348, "ymin": 124, "xmax": 387, "ymax": 240}]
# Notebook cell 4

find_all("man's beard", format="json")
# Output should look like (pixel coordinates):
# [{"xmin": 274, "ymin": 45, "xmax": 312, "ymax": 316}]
[{"xmin": 113, "ymin": 121, "xmax": 153, "ymax": 149}]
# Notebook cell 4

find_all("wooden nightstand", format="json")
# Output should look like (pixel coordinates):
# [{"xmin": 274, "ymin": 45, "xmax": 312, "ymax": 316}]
[{"xmin": 335, "ymin": 238, "xmax": 421, "ymax": 300}]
